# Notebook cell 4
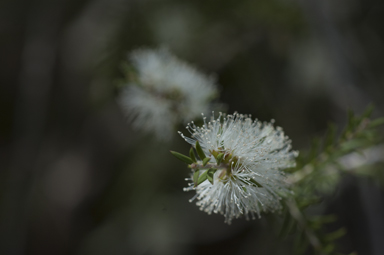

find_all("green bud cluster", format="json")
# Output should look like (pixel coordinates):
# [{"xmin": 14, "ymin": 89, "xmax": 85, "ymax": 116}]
[
  {"xmin": 171, "ymin": 141, "xmax": 218, "ymax": 187},
  {"xmin": 171, "ymin": 141, "xmax": 252, "ymax": 188}
]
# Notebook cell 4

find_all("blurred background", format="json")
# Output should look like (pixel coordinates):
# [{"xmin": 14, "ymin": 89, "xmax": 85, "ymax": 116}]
[{"xmin": 1, "ymin": 0, "xmax": 384, "ymax": 254}]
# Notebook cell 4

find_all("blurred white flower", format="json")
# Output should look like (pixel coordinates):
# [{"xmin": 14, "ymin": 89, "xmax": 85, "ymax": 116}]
[
  {"xmin": 180, "ymin": 112, "xmax": 298, "ymax": 224},
  {"xmin": 119, "ymin": 48, "xmax": 219, "ymax": 140}
]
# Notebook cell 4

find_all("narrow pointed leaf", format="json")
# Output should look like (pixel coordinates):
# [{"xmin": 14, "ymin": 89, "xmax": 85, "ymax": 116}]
[
  {"xmin": 207, "ymin": 174, "xmax": 213, "ymax": 184},
  {"xmin": 193, "ymin": 170, "xmax": 200, "ymax": 186},
  {"xmin": 340, "ymin": 139, "xmax": 368, "ymax": 152},
  {"xmin": 341, "ymin": 111, "xmax": 354, "ymax": 140},
  {"xmin": 202, "ymin": 157, "xmax": 210, "ymax": 166},
  {"xmin": 368, "ymin": 117, "xmax": 384, "ymax": 128},
  {"xmin": 323, "ymin": 244, "xmax": 335, "ymax": 253},
  {"xmin": 207, "ymin": 168, "xmax": 217, "ymax": 185},
  {"xmin": 216, "ymin": 153, "xmax": 224, "ymax": 165},
  {"xmin": 210, "ymin": 150, "xmax": 219, "ymax": 158},
  {"xmin": 195, "ymin": 141, "xmax": 206, "ymax": 160},
  {"xmin": 250, "ymin": 178, "xmax": 263, "ymax": 187},
  {"xmin": 347, "ymin": 109, "xmax": 358, "ymax": 130},
  {"xmin": 189, "ymin": 147, "xmax": 197, "ymax": 162},
  {"xmin": 196, "ymin": 170, "xmax": 208, "ymax": 186},
  {"xmin": 279, "ymin": 210, "xmax": 295, "ymax": 238},
  {"xmin": 316, "ymin": 214, "xmax": 337, "ymax": 224},
  {"xmin": 325, "ymin": 228, "xmax": 346, "ymax": 241},
  {"xmin": 362, "ymin": 104, "xmax": 374, "ymax": 119},
  {"xmin": 257, "ymin": 136, "xmax": 267, "ymax": 145},
  {"xmin": 309, "ymin": 137, "xmax": 320, "ymax": 161},
  {"xmin": 294, "ymin": 230, "xmax": 308, "ymax": 254},
  {"xmin": 325, "ymin": 123, "xmax": 336, "ymax": 150},
  {"xmin": 170, "ymin": 151, "xmax": 194, "ymax": 164}
]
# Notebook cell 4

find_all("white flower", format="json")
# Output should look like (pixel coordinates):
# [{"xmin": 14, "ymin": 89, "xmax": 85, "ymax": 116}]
[
  {"xmin": 119, "ymin": 48, "xmax": 219, "ymax": 140},
  {"xmin": 179, "ymin": 112, "xmax": 298, "ymax": 224}
]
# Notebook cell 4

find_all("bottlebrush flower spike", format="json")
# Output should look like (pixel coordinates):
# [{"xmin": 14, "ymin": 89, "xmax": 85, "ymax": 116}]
[
  {"xmin": 118, "ymin": 48, "xmax": 219, "ymax": 140},
  {"xmin": 178, "ymin": 112, "xmax": 298, "ymax": 224}
]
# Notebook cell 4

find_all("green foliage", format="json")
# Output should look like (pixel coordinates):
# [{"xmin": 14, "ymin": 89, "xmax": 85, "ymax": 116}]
[
  {"xmin": 193, "ymin": 170, "xmax": 200, "ymax": 187},
  {"xmin": 279, "ymin": 106, "xmax": 384, "ymax": 255},
  {"xmin": 291, "ymin": 106, "xmax": 384, "ymax": 195},
  {"xmin": 207, "ymin": 168, "xmax": 217, "ymax": 185},
  {"xmin": 170, "ymin": 151, "xmax": 194, "ymax": 164},
  {"xmin": 276, "ymin": 198, "xmax": 346, "ymax": 255},
  {"xmin": 197, "ymin": 170, "xmax": 208, "ymax": 186},
  {"xmin": 216, "ymin": 153, "xmax": 224, "ymax": 165},
  {"xmin": 195, "ymin": 141, "xmax": 207, "ymax": 160},
  {"xmin": 189, "ymin": 147, "xmax": 197, "ymax": 163},
  {"xmin": 202, "ymin": 157, "xmax": 210, "ymax": 166},
  {"xmin": 249, "ymin": 178, "xmax": 263, "ymax": 188},
  {"xmin": 171, "ymin": 107, "xmax": 384, "ymax": 254}
]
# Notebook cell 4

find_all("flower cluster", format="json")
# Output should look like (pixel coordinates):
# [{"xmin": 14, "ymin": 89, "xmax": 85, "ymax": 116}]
[
  {"xmin": 173, "ymin": 112, "xmax": 298, "ymax": 224},
  {"xmin": 118, "ymin": 48, "xmax": 219, "ymax": 140}
]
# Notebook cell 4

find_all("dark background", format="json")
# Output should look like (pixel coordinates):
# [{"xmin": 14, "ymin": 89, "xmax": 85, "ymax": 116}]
[{"xmin": 1, "ymin": 0, "xmax": 384, "ymax": 254}]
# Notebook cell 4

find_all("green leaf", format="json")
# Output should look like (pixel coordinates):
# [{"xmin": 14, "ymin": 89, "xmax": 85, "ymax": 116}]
[
  {"xmin": 309, "ymin": 137, "xmax": 320, "ymax": 162},
  {"xmin": 296, "ymin": 196, "xmax": 322, "ymax": 209},
  {"xmin": 170, "ymin": 151, "xmax": 194, "ymax": 164},
  {"xmin": 341, "ymin": 111, "xmax": 355, "ymax": 140},
  {"xmin": 355, "ymin": 129, "xmax": 376, "ymax": 141},
  {"xmin": 196, "ymin": 170, "xmax": 208, "ymax": 186},
  {"xmin": 325, "ymin": 123, "xmax": 336, "ymax": 150},
  {"xmin": 362, "ymin": 104, "xmax": 374, "ymax": 119},
  {"xmin": 207, "ymin": 174, "xmax": 213, "ymax": 184},
  {"xmin": 294, "ymin": 230, "xmax": 308, "ymax": 254},
  {"xmin": 257, "ymin": 136, "xmax": 267, "ymax": 145},
  {"xmin": 196, "ymin": 141, "xmax": 206, "ymax": 160},
  {"xmin": 279, "ymin": 210, "xmax": 296, "ymax": 238},
  {"xmin": 310, "ymin": 214, "xmax": 337, "ymax": 224},
  {"xmin": 347, "ymin": 109, "xmax": 355, "ymax": 127},
  {"xmin": 202, "ymin": 157, "xmax": 210, "ymax": 166},
  {"xmin": 250, "ymin": 178, "xmax": 263, "ymax": 187},
  {"xmin": 193, "ymin": 170, "xmax": 200, "ymax": 186},
  {"xmin": 189, "ymin": 147, "xmax": 197, "ymax": 162},
  {"xmin": 323, "ymin": 244, "xmax": 335, "ymax": 253},
  {"xmin": 340, "ymin": 139, "xmax": 369, "ymax": 152},
  {"xmin": 207, "ymin": 168, "xmax": 217, "ymax": 185},
  {"xmin": 368, "ymin": 117, "xmax": 384, "ymax": 128},
  {"xmin": 239, "ymin": 178, "xmax": 263, "ymax": 188},
  {"xmin": 216, "ymin": 153, "xmax": 225, "ymax": 165},
  {"xmin": 325, "ymin": 228, "xmax": 346, "ymax": 241}
]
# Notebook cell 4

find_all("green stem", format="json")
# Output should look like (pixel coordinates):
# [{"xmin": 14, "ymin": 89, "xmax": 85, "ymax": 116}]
[{"xmin": 285, "ymin": 199, "xmax": 325, "ymax": 255}]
